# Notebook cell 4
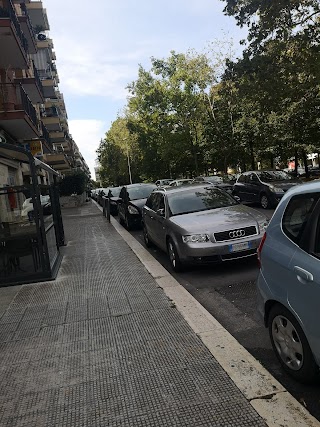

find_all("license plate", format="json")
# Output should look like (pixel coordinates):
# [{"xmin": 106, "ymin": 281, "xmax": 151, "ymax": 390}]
[{"xmin": 229, "ymin": 241, "xmax": 251, "ymax": 253}]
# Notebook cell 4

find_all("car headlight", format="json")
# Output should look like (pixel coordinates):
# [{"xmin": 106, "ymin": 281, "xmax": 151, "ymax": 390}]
[
  {"xmin": 258, "ymin": 219, "xmax": 269, "ymax": 232},
  {"xmin": 269, "ymin": 185, "xmax": 284, "ymax": 193},
  {"xmin": 128, "ymin": 205, "xmax": 139, "ymax": 215},
  {"xmin": 182, "ymin": 234, "xmax": 210, "ymax": 243}
]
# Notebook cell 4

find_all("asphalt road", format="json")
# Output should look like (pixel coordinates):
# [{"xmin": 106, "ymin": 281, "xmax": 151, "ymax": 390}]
[{"xmin": 124, "ymin": 205, "xmax": 320, "ymax": 421}]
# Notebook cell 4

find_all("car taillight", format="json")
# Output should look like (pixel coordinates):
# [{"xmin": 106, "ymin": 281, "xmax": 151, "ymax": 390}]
[{"xmin": 257, "ymin": 232, "xmax": 267, "ymax": 269}]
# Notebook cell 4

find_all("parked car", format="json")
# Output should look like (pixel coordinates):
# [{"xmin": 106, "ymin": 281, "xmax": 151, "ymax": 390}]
[
  {"xmin": 106, "ymin": 186, "xmax": 122, "ymax": 215},
  {"xmin": 142, "ymin": 184, "xmax": 268, "ymax": 272},
  {"xmin": 257, "ymin": 181, "xmax": 320, "ymax": 382},
  {"xmin": 233, "ymin": 170, "xmax": 300, "ymax": 209},
  {"xmin": 98, "ymin": 188, "xmax": 110, "ymax": 206},
  {"xmin": 118, "ymin": 183, "xmax": 157, "ymax": 230},
  {"xmin": 155, "ymin": 179, "xmax": 173, "ymax": 187},
  {"xmin": 168, "ymin": 179, "xmax": 194, "ymax": 187},
  {"xmin": 21, "ymin": 195, "xmax": 51, "ymax": 221},
  {"xmin": 194, "ymin": 175, "xmax": 234, "ymax": 194}
]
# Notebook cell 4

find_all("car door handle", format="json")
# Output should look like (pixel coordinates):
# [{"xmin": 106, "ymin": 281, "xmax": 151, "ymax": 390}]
[{"xmin": 293, "ymin": 266, "xmax": 313, "ymax": 283}]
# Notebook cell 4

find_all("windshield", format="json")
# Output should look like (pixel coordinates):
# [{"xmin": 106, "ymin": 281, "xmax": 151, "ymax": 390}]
[
  {"xmin": 108, "ymin": 187, "xmax": 121, "ymax": 197},
  {"xmin": 168, "ymin": 187, "xmax": 238, "ymax": 216},
  {"xmin": 128, "ymin": 185, "xmax": 157, "ymax": 200},
  {"xmin": 257, "ymin": 171, "xmax": 293, "ymax": 181}
]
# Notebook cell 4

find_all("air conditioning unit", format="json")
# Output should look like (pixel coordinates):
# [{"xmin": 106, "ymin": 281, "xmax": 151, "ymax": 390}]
[{"xmin": 37, "ymin": 33, "xmax": 47, "ymax": 41}]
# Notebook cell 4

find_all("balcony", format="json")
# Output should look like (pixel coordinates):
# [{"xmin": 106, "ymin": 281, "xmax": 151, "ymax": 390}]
[
  {"xmin": 0, "ymin": 83, "xmax": 39, "ymax": 139},
  {"xmin": 17, "ymin": 2, "xmax": 37, "ymax": 54},
  {"xmin": 43, "ymin": 153, "xmax": 71, "ymax": 171},
  {"xmin": 0, "ymin": 0, "xmax": 29, "ymax": 68},
  {"xmin": 41, "ymin": 108, "xmax": 61, "ymax": 131},
  {"xmin": 25, "ymin": 1, "xmax": 49, "ymax": 31},
  {"xmin": 15, "ymin": 61, "xmax": 44, "ymax": 103},
  {"xmin": 49, "ymin": 131, "xmax": 65, "ymax": 143},
  {"xmin": 41, "ymin": 78, "xmax": 57, "ymax": 98}
]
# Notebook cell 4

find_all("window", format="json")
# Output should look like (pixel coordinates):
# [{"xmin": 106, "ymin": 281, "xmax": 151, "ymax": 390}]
[
  {"xmin": 248, "ymin": 173, "xmax": 259, "ymax": 183},
  {"xmin": 153, "ymin": 193, "xmax": 165, "ymax": 213},
  {"xmin": 146, "ymin": 193, "xmax": 157, "ymax": 210},
  {"xmin": 283, "ymin": 194, "xmax": 318, "ymax": 244},
  {"xmin": 237, "ymin": 174, "xmax": 246, "ymax": 183}
]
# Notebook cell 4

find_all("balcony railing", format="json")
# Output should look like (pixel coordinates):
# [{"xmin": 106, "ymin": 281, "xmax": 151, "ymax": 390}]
[
  {"xmin": 41, "ymin": 122, "xmax": 51, "ymax": 144},
  {"xmin": 19, "ymin": 2, "xmax": 36, "ymax": 47},
  {"xmin": 31, "ymin": 60, "xmax": 44, "ymax": 96},
  {"xmin": 0, "ymin": 0, "xmax": 28, "ymax": 54},
  {"xmin": 0, "ymin": 83, "xmax": 38, "ymax": 128}
]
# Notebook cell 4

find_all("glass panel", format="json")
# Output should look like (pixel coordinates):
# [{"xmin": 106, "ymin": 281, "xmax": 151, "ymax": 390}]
[
  {"xmin": 0, "ymin": 188, "xmax": 41, "ymax": 280},
  {"xmin": 46, "ymin": 225, "xmax": 58, "ymax": 268}
]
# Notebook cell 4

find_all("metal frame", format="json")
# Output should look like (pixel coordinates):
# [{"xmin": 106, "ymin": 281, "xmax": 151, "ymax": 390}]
[{"xmin": 0, "ymin": 143, "xmax": 63, "ymax": 286}]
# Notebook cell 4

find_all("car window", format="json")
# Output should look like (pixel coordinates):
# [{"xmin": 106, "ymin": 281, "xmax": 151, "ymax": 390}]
[
  {"xmin": 237, "ymin": 174, "xmax": 246, "ymax": 183},
  {"xmin": 248, "ymin": 173, "xmax": 259, "ymax": 183},
  {"xmin": 168, "ymin": 187, "xmax": 238, "ymax": 216},
  {"xmin": 282, "ymin": 194, "xmax": 318, "ymax": 244},
  {"xmin": 258, "ymin": 170, "xmax": 293, "ymax": 181},
  {"xmin": 146, "ymin": 193, "xmax": 157, "ymax": 210},
  {"xmin": 127, "ymin": 185, "xmax": 156, "ymax": 200},
  {"xmin": 153, "ymin": 193, "xmax": 165, "ymax": 213}
]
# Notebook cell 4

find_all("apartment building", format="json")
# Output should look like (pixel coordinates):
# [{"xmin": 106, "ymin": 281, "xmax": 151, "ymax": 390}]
[
  {"xmin": 0, "ymin": 0, "xmax": 89, "ymax": 186},
  {"xmin": 0, "ymin": 0, "xmax": 89, "ymax": 286}
]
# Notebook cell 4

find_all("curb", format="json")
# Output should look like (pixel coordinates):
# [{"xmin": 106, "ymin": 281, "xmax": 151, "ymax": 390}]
[{"xmin": 94, "ymin": 201, "xmax": 320, "ymax": 427}]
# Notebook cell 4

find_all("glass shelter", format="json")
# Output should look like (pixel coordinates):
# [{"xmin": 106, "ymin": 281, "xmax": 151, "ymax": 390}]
[{"xmin": 0, "ymin": 143, "xmax": 64, "ymax": 286}]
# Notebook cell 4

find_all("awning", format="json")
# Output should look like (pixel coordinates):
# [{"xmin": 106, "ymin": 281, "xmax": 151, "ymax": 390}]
[{"xmin": 34, "ymin": 157, "xmax": 60, "ymax": 177}]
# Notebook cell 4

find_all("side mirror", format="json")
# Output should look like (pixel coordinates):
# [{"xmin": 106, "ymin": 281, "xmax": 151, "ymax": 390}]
[{"xmin": 156, "ymin": 208, "xmax": 165, "ymax": 217}]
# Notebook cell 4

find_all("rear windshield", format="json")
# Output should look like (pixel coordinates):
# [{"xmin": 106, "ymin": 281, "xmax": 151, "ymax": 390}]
[
  {"xmin": 257, "ymin": 171, "xmax": 293, "ymax": 181},
  {"xmin": 168, "ymin": 187, "xmax": 238, "ymax": 216},
  {"xmin": 128, "ymin": 185, "xmax": 156, "ymax": 200},
  {"xmin": 108, "ymin": 187, "xmax": 121, "ymax": 197}
]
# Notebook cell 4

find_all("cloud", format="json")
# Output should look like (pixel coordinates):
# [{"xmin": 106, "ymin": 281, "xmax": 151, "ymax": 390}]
[{"xmin": 68, "ymin": 119, "xmax": 105, "ymax": 178}]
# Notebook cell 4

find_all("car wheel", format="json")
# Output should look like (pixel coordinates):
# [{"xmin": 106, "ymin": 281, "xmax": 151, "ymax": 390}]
[
  {"xmin": 143, "ymin": 224, "xmax": 152, "ymax": 248},
  {"xmin": 167, "ymin": 238, "xmax": 183, "ymax": 272},
  {"xmin": 268, "ymin": 304, "xmax": 319, "ymax": 383},
  {"xmin": 260, "ymin": 193, "xmax": 271, "ymax": 209}
]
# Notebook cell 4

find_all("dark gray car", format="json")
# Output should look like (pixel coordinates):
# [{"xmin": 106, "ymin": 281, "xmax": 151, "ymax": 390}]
[
  {"xmin": 233, "ymin": 170, "xmax": 300, "ymax": 209},
  {"xmin": 142, "ymin": 185, "xmax": 268, "ymax": 271}
]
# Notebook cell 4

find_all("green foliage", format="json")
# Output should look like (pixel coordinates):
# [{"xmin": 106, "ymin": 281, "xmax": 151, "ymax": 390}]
[{"xmin": 59, "ymin": 172, "xmax": 88, "ymax": 196}]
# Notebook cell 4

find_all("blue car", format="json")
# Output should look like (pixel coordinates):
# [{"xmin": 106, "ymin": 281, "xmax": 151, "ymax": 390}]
[{"xmin": 257, "ymin": 181, "xmax": 320, "ymax": 382}]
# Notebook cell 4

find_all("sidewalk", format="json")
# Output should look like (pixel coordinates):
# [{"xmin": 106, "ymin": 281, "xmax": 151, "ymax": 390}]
[{"xmin": 0, "ymin": 203, "xmax": 315, "ymax": 426}]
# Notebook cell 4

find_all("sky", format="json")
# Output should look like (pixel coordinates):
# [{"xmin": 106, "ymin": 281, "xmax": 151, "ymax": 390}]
[{"xmin": 44, "ymin": 0, "xmax": 247, "ymax": 179}]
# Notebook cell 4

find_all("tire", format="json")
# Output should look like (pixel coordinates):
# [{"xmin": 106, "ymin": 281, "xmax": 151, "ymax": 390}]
[
  {"xmin": 268, "ymin": 304, "xmax": 319, "ymax": 383},
  {"xmin": 167, "ymin": 238, "xmax": 184, "ymax": 272},
  {"xmin": 260, "ymin": 193, "xmax": 271, "ymax": 209},
  {"xmin": 143, "ymin": 224, "xmax": 152, "ymax": 248}
]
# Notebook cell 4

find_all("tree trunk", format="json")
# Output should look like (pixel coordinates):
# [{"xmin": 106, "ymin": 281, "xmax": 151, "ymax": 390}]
[
  {"xmin": 302, "ymin": 149, "xmax": 309, "ymax": 179},
  {"xmin": 249, "ymin": 142, "xmax": 255, "ymax": 170},
  {"xmin": 270, "ymin": 155, "xmax": 274, "ymax": 169}
]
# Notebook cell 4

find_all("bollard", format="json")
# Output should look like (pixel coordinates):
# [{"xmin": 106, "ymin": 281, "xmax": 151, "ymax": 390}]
[
  {"xmin": 106, "ymin": 197, "xmax": 111, "ymax": 223},
  {"xmin": 102, "ymin": 196, "xmax": 106, "ymax": 217}
]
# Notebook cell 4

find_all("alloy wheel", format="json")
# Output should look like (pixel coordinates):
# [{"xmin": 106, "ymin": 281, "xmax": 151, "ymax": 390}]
[
  {"xmin": 271, "ymin": 315, "xmax": 303, "ymax": 371},
  {"xmin": 260, "ymin": 194, "xmax": 269, "ymax": 209},
  {"xmin": 168, "ymin": 241, "xmax": 176, "ymax": 268}
]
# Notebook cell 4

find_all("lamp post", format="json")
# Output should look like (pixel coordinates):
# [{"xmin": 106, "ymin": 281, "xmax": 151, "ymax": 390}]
[{"xmin": 125, "ymin": 139, "xmax": 132, "ymax": 184}]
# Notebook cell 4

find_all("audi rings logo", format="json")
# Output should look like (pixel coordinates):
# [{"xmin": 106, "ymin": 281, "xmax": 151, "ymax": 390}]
[{"xmin": 229, "ymin": 229, "xmax": 245, "ymax": 238}]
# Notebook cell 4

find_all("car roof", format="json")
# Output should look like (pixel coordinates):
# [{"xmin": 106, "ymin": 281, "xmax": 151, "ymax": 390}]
[
  {"xmin": 124, "ymin": 183, "xmax": 156, "ymax": 188},
  {"xmin": 154, "ymin": 183, "xmax": 218, "ymax": 194},
  {"xmin": 283, "ymin": 180, "xmax": 320, "ymax": 197}
]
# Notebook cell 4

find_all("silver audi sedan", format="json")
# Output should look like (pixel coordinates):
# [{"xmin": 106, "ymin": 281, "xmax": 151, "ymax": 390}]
[{"xmin": 142, "ymin": 184, "xmax": 268, "ymax": 271}]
